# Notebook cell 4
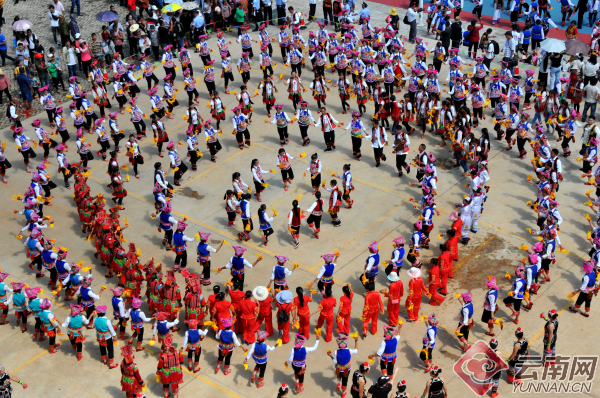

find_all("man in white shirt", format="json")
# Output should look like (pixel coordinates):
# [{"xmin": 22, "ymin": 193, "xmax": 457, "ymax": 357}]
[
  {"xmin": 582, "ymin": 81, "xmax": 600, "ymax": 122},
  {"xmin": 407, "ymin": 5, "xmax": 420, "ymax": 43},
  {"xmin": 62, "ymin": 41, "xmax": 78, "ymax": 78},
  {"xmin": 48, "ymin": 5, "xmax": 61, "ymax": 46},
  {"xmin": 482, "ymin": 37, "xmax": 495, "ymax": 69}
]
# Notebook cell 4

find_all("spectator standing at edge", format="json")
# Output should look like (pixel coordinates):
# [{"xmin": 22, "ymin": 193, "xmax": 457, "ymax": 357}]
[
  {"xmin": 582, "ymin": 78, "xmax": 600, "ymax": 121},
  {"xmin": 407, "ymin": 4, "xmax": 419, "ymax": 44},
  {"xmin": 323, "ymin": 0, "xmax": 333, "ymax": 26},
  {"xmin": 49, "ymin": 5, "xmax": 61, "ymax": 46},
  {"xmin": 0, "ymin": 27, "xmax": 14, "ymax": 66},
  {"xmin": 71, "ymin": 0, "xmax": 81, "ymax": 16},
  {"xmin": 263, "ymin": 0, "xmax": 274, "ymax": 25},
  {"xmin": 277, "ymin": 0, "xmax": 287, "ymax": 26},
  {"xmin": 450, "ymin": 17, "xmax": 462, "ymax": 49}
]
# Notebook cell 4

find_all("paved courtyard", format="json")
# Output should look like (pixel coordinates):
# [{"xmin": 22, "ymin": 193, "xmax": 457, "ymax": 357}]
[{"xmin": 0, "ymin": 0, "xmax": 599, "ymax": 397}]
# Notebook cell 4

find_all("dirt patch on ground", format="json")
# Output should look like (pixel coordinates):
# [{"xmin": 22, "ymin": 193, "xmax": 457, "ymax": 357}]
[
  {"xmin": 450, "ymin": 234, "xmax": 522, "ymax": 292},
  {"xmin": 435, "ymin": 156, "xmax": 458, "ymax": 171},
  {"xmin": 177, "ymin": 187, "xmax": 205, "ymax": 200}
]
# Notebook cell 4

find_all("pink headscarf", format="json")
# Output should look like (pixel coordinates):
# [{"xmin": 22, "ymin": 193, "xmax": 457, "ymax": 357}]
[
  {"xmin": 233, "ymin": 246, "xmax": 246, "ymax": 256},
  {"xmin": 321, "ymin": 254, "xmax": 335, "ymax": 263}
]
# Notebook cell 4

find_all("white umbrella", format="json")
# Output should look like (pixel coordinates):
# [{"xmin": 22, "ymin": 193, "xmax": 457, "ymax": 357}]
[
  {"xmin": 539, "ymin": 38, "xmax": 566, "ymax": 54},
  {"xmin": 181, "ymin": 2, "xmax": 200, "ymax": 10},
  {"xmin": 165, "ymin": 0, "xmax": 184, "ymax": 4}
]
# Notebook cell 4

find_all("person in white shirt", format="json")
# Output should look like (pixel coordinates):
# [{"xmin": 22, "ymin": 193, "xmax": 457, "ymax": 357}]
[
  {"xmin": 364, "ymin": 118, "xmax": 388, "ymax": 167},
  {"xmin": 314, "ymin": 107, "xmax": 340, "ymax": 151},
  {"xmin": 48, "ymin": 5, "xmax": 61, "ymax": 45}
]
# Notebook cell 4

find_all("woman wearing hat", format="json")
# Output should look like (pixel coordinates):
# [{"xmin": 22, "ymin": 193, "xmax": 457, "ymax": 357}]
[
  {"xmin": 215, "ymin": 317, "xmax": 244, "ymax": 375},
  {"xmin": 253, "ymin": 286, "xmax": 275, "ymax": 336},
  {"xmin": 420, "ymin": 313, "xmax": 438, "ymax": 372},
  {"xmin": 421, "ymin": 366, "xmax": 447, "ymax": 398},
  {"xmin": 503, "ymin": 265, "xmax": 526, "ymax": 324},
  {"xmin": 40, "ymin": 298, "xmax": 63, "ymax": 354},
  {"xmin": 13, "ymin": 127, "xmax": 36, "ymax": 173},
  {"xmin": 455, "ymin": 291, "xmax": 474, "ymax": 351},
  {"xmin": 327, "ymin": 334, "xmax": 359, "ymax": 396},
  {"xmin": 245, "ymin": 329, "xmax": 278, "ymax": 388},
  {"xmin": 156, "ymin": 334, "xmax": 185, "ymax": 395},
  {"xmin": 119, "ymin": 344, "xmax": 146, "ymax": 397},
  {"xmin": 62, "ymin": 304, "xmax": 92, "ymax": 361},
  {"xmin": 182, "ymin": 319, "xmax": 209, "ymax": 373},
  {"xmin": 369, "ymin": 324, "xmax": 401, "ymax": 376},
  {"xmin": 406, "ymin": 267, "xmax": 428, "ymax": 322},
  {"xmin": 506, "ymin": 327, "xmax": 529, "ymax": 383},
  {"xmin": 285, "ymin": 332, "xmax": 321, "ymax": 394}
]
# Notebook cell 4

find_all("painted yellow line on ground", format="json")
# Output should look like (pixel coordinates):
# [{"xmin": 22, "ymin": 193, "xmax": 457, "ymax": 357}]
[
  {"xmin": 12, "ymin": 337, "xmax": 70, "ymax": 373},
  {"xmin": 177, "ymin": 146, "xmax": 252, "ymax": 189},
  {"xmin": 452, "ymin": 235, "xmax": 496, "ymax": 273},
  {"xmin": 86, "ymin": 120, "xmax": 188, "ymax": 174},
  {"xmin": 310, "ymin": 201, "xmax": 409, "ymax": 270},
  {"xmin": 529, "ymin": 297, "xmax": 576, "ymax": 345},
  {"xmin": 141, "ymin": 345, "xmax": 244, "ymax": 397},
  {"xmin": 255, "ymin": 142, "xmax": 411, "ymax": 201}
]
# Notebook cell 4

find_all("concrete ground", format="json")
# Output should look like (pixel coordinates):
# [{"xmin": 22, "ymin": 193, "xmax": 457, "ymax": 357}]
[{"xmin": 0, "ymin": 1, "xmax": 599, "ymax": 398}]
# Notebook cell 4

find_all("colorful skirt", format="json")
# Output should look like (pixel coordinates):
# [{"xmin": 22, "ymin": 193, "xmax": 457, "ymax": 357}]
[
  {"xmin": 68, "ymin": 327, "xmax": 86, "ymax": 343},
  {"xmin": 96, "ymin": 330, "xmax": 111, "ymax": 346},
  {"xmin": 158, "ymin": 365, "xmax": 184, "ymax": 384}
]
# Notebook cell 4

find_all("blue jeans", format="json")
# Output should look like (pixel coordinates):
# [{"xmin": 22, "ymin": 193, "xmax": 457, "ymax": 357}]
[
  {"xmin": 582, "ymin": 102, "xmax": 597, "ymax": 122},
  {"xmin": 71, "ymin": 0, "xmax": 80, "ymax": 14},
  {"xmin": 68, "ymin": 64, "xmax": 77, "ymax": 78},
  {"xmin": 549, "ymin": 66, "xmax": 561, "ymax": 90},
  {"xmin": 39, "ymin": 76, "xmax": 49, "ymax": 89},
  {"xmin": 0, "ymin": 49, "xmax": 14, "ymax": 66},
  {"xmin": 590, "ymin": 12, "xmax": 598, "ymax": 26},
  {"xmin": 532, "ymin": 111, "xmax": 542, "ymax": 126}
]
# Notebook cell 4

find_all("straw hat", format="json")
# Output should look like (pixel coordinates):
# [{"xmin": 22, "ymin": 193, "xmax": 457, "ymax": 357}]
[
  {"xmin": 390, "ymin": 8, "xmax": 397, "ymax": 16},
  {"xmin": 0, "ymin": 68, "xmax": 4, "ymax": 76}
]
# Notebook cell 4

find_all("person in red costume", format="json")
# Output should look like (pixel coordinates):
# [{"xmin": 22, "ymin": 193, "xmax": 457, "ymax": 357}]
[
  {"xmin": 239, "ymin": 290, "xmax": 259, "ymax": 344},
  {"xmin": 336, "ymin": 284, "xmax": 354, "ymax": 335},
  {"xmin": 362, "ymin": 282, "xmax": 384, "ymax": 337},
  {"xmin": 119, "ymin": 344, "xmax": 146, "ymax": 398},
  {"xmin": 381, "ymin": 272, "xmax": 403, "ymax": 326},
  {"xmin": 156, "ymin": 334, "xmax": 184, "ymax": 398},
  {"xmin": 315, "ymin": 286, "xmax": 337, "ymax": 342},
  {"xmin": 438, "ymin": 243, "xmax": 452, "ymax": 296},
  {"xmin": 293, "ymin": 286, "xmax": 313, "ymax": 338},
  {"xmin": 427, "ymin": 258, "xmax": 445, "ymax": 306},
  {"xmin": 253, "ymin": 286, "xmax": 274, "ymax": 336},
  {"xmin": 406, "ymin": 267, "xmax": 429, "ymax": 322}
]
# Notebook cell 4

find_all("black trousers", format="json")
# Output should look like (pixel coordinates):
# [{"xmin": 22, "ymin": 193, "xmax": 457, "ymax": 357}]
[{"xmin": 99, "ymin": 338, "xmax": 115, "ymax": 358}]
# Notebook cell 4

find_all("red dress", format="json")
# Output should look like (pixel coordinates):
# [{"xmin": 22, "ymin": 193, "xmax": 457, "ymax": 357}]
[
  {"xmin": 337, "ymin": 292, "xmax": 353, "ymax": 335},
  {"xmin": 121, "ymin": 360, "xmax": 144, "ymax": 396},
  {"xmin": 294, "ymin": 295, "xmax": 312, "ymax": 338},
  {"xmin": 156, "ymin": 349, "xmax": 184, "ymax": 385}
]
